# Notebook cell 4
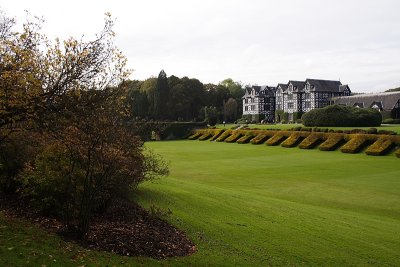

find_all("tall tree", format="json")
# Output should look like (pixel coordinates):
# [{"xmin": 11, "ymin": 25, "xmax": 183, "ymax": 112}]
[{"xmin": 154, "ymin": 70, "xmax": 169, "ymax": 119}]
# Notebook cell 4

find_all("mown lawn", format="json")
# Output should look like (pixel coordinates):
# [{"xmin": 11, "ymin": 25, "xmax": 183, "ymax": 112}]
[
  {"xmin": 1, "ymin": 140, "xmax": 400, "ymax": 266},
  {"xmin": 218, "ymin": 123, "xmax": 400, "ymax": 134}
]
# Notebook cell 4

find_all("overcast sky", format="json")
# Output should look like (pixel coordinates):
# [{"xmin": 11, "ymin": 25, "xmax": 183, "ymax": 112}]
[{"xmin": 2, "ymin": 0, "xmax": 400, "ymax": 92}]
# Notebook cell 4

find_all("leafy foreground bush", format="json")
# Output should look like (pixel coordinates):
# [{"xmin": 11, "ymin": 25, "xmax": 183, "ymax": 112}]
[{"xmin": 302, "ymin": 105, "xmax": 382, "ymax": 127}]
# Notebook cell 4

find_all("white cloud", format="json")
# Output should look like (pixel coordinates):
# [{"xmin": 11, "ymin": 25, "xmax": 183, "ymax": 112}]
[{"xmin": 1, "ymin": 0, "xmax": 400, "ymax": 92}]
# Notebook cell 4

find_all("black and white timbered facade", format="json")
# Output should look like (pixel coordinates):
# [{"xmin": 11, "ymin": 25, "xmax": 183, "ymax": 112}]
[
  {"xmin": 243, "ymin": 79, "xmax": 351, "ymax": 123},
  {"xmin": 242, "ymin": 85, "xmax": 276, "ymax": 122}
]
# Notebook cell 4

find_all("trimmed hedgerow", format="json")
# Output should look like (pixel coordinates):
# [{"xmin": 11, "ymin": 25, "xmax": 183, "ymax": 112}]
[
  {"xmin": 237, "ymin": 134, "xmax": 255, "ymax": 144},
  {"xmin": 365, "ymin": 137, "xmax": 395, "ymax": 156},
  {"xmin": 198, "ymin": 132, "xmax": 213, "ymax": 141},
  {"xmin": 209, "ymin": 129, "xmax": 225, "ymax": 141},
  {"xmin": 319, "ymin": 134, "xmax": 345, "ymax": 151},
  {"xmin": 340, "ymin": 135, "xmax": 370, "ymax": 153},
  {"xmin": 395, "ymin": 148, "xmax": 400, "ymax": 158},
  {"xmin": 188, "ymin": 131, "xmax": 203, "ymax": 140},
  {"xmin": 302, "ymin": 104, "xmax": 382, "ymax": 127},
  {"xmin": 250, "ymin": 134, "xmax": 270, "ymax": 145},
  {"xmin": 299, "ymin": 133, "xmax": 321, "ymax": 149},
  {"xmin": 225, "ymin": 133, "xmax": 243, "ymax": 143},
  {"xmin": 266, "ymin": 134, "xmax": 287, "ymax": 146},
  {"xmin": 281, "ymin": 132, "xmax": 304, "ymax": 148},
  {"xmin": 216, "ymin": 130, "xmax": 233, "ymax": 142}
]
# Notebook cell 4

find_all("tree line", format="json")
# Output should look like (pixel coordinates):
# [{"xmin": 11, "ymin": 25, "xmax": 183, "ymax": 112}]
[{"xmin": 125, "ymin": 71, "xmax": 245, "ymax": 124}]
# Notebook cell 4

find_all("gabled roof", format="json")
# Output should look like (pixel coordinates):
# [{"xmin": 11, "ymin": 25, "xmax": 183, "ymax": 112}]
[
  {"xmin": 277, "ymin": 83, "xmax": 288, "ymax": 92},
  {"xmin": 332, "ymin": 92, "xmax": 400, "ymax": 110},
  {"xmin": 306, "ymin": 79, "xmax": 342, "ymax": 92},
  {"xmin": 288, "ymin": 80, "xmax": 306, "ymax": 92}
]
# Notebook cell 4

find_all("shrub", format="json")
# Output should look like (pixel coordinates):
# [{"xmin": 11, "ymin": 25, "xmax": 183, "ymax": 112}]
[
  {"xmin": 209, "ymin": 129, "xmax": 225, "ymax": 141},
  {"xmin": 340, "ymin": 135, "xmax": 369, "ymax": 153},
  {"xmin": 365, "ymin": 137, "xmax": 395, "ymax": 156},
  {"xmin": 250, "ymin": 134, "xmax": 270, "ymax": 144},
  {"xmin": 382, "ymin": 118, "xmax": 400, "ymax": 124},
  {"xmin": 237, "ymin": 134, "xmax": 254, "ymax": 144},
  {"xmin": 188, "ymin": 131, "xmax": 203, "ymax": 140},
  {"xmin": 160, "ymin": 121, "xmax": 207, "ymax": 140},
  {"xmin": 0, "ymin": 131, "xmax": 43, "ymax": 193},
  {"xmin": 319, "ymin": 134, "xmax": 345, "ymax": 151},
  {"xmin": 378, "ymin": 130, "xmax": 397, "ymax": 135},
  {"xmin": 299, "ymin": 133, "xmax": 321, "ymax": 149},
  {"xmin": 266, "ymin": 134, "xmax": 287, "ymax": 146},
  {"xmin": 216, "ymin": 130, "xmax": 233, "ymax": 142},
  {"xmin": 302, "ymin": 105, "xmax": 382, "ymax": 127},
  {"xmin": 225, "ymin": 133, "xmax": 243, "ymax": 143},
  {"xmin": 198, "ymin": 132, "xmax": 213, "ymax": 141},
  {"xmin": 281, "ymin": 133, "xmax": 304, "ymax": 148},
  {"xmin": 395, "ymin": 148, "xmax": 400, "ymax": 158}
]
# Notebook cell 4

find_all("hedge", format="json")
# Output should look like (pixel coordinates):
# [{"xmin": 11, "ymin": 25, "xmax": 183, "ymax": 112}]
[
  {"xmin": 188, "ymin": 128, "xmax": 400, "ymax": 157},
  {"xmin": 188, "ymin": 131, "xmax": 203, "ymax": 140},
  {"xmin": 250, "ymin": 134, "xmax": 270, "ymax": 145},
  {"xmin": 298, "ymin": 133, "xmax": 321, "ymax": 149},
  {"xmin": 225, "ymin": 133, "xmax": 243, "ymax": 143},
  {"xmin": 365, "ymin": 137, "xmax": 395, "ymax": 156},
  {"xmin": 340, "ymin": 135, "xmax": 370, "ymax": 153},
  {"xmin": 266, "ymin": 134, "xmax": 287, "ymax": 146},
  {"xmin": 395, "ymin": 148, "xmax": 400, "ymax": 158},
  {"xmin": 281, "ymin": 132, "xmax": 304, "ymax": 148},
  {"xmin": 198, "ymin": 132, "xmax": 213, "ymax": 141},
  {"xmin": 237, "ymin": 134, "xmax": 255, "ymax": 144},
  {"xmin": 302, "ymin": 105, "xmax": 382, "ymax": 127},
  {"xmin": 319, "ymin": 134, "xmax": 345, "ymax": 151},
  {"xmin": 216, "ymin": 130, "xmax": 233, "ymax": 142},
  {"xmin": 209, "ymin": 129, "xmax": 225, "ymax": 141}
]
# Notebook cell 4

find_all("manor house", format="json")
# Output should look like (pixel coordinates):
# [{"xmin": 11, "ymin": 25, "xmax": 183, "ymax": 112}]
[{"xmin": 243, "ymin": 79, "xmax": 351, "ymax": 123}]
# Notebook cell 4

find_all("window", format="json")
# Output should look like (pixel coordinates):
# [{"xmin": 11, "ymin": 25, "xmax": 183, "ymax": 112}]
[
  {"xmin": 288, "ymin": 103, "xmax": 294, "ymax": 109},
  {"xmin": 305, "ymin": 93, "xmax": 310, "ymax": 100},
  {"xmin": 245, "ymin": 99, "xmax": 248, "ymax": 104},
  {"xmin": 305, "ymin": 102, "xmax": 311, "ymax": 108},
  {"xmin": 245, "ymin": 106, "xmax": 248, "ymax": 111},
  {"xmin": 251, "ymin": 105, "xmax": 255, "ymax": 111},
  {"xmin": 251, "ymin": 98, "xmax": 255, "ymax": 103},
  {"xmin": 288, "ymin": 94, "xmax": 293, "ymax": 100}
]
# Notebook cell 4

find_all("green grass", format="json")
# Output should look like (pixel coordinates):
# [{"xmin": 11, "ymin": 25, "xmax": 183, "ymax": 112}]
[
  {"xmin": 1, "ymin": 141, "xmax": 400, "ymax": 266},
  {"xmin": 218, "ymin": 123, "xmax": 400, "ymax": 133}
]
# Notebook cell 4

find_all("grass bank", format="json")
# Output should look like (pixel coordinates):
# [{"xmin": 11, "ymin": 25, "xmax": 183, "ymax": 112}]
[{"xmin": 1, "ymin": 140, "xmax": 400, "ymax": 266}]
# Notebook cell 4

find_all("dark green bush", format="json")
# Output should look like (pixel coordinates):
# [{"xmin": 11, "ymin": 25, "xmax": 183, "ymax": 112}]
[
  {"xmin": 302, "ymin": 105, "xmax": 382, "ymax": 127},
  {"xmin": 160, "ymin": 121, "xmax": 207, "ymax": 140},
  {"xmin": 382, "ymin": 118, "xmax": 400, "ymax": 124}
]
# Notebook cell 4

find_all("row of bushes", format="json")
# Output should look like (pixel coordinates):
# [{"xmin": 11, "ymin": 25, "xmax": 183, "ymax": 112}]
[
  {"xmin": 302, "ymin": 105, "xmax": 382, "ymax": 127},
  {"xmin": 188, "ymin": 128, "xmax": 400, "ymax": 156},
  {"xmin": 382, "ymin": 118, "xmax": 400, "ymax": 124}
]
